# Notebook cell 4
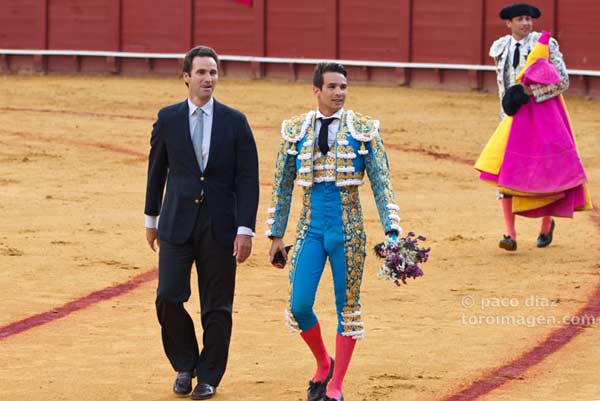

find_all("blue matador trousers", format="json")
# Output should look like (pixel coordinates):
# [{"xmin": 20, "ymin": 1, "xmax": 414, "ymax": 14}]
[{"xmin": 285, "ymin": 182, "xmax": 367, "ymax": 339}]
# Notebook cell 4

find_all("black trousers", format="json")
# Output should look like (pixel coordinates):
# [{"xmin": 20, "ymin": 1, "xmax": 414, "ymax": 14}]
[{"xmin": 156, "ymin": 204, "xmax": 236, "ymax": 387}]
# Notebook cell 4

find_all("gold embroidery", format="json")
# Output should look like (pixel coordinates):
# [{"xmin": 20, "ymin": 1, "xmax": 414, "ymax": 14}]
[{"xmin": 339, "ymin": 187, "xmax": 366, "ymax": 338}]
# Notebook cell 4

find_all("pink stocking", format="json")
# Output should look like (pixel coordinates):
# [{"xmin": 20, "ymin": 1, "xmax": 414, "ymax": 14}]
[
  {"xmin": 540, "ymin": 216, "xmax": 553, "ymax": 234},
  {"xmin": 326, "ymin": 334, "xmax": 356, "ymax": 399},
  {"xmin": 300, "ymin": 322, "xmax": 331, "ymax": 382},
  {"xmin": 501, "ymin": 197, "xmax": 517, "ymax": 239}
]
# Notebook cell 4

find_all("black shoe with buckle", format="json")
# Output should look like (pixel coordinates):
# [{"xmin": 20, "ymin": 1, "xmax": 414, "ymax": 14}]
[
  {"xmin": 191, "ymin": 382, "xmax": 216, "ymax": 400},
  {"xmin": 307, "ymin": 357, "xmax": 335, "ymax": 401},
  {"xmin": 173, "ymin": 371, "xmax": 193, "ymax": 396},
  {"xmin": 537, "ymin": 218, "xmax": 555, "ymax": 248},
  {"xmin": 499, "ymin": 235, "xmax": 517, "ymax": 251}
]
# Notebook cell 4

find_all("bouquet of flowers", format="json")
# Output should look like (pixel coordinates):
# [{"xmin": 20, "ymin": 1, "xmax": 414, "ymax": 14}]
[{"xmin": 374, "ymin": 232, "xmax": 430, "ymax": 287}]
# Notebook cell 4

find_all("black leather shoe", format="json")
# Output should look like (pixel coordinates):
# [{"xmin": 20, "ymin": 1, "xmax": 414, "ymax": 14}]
[
  {"xmin": 172, "ymin": 371, "xmax": 193, "ymax": 396},
  {"xmin": 537, "ymin": 218, "xmax": 555, "ymax": 248},
  {"xmin": 499, "ymin": 235, "xmax": 517, "ymax": 251},
  {"xmin": 307, "ymin": 357, "xmax": 335, "ymax": 401},
  {"xmin": 191, "ymin": 383, "xmax": 216, "ymax": 400},
  {"xmin": 323, "ymin": 395, "xmax": 344, "ymax": 401}
]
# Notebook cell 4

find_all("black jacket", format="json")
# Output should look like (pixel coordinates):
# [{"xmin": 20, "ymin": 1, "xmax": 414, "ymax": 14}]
[{"xmin": 145, "ymin": 99, "xmax": 259, "ymax": 246}]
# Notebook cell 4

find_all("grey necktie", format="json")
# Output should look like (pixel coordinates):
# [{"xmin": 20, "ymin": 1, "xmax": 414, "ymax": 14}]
[{"xmin": 192, "ymin": 108, "xmax": 204, "ymax": 171}]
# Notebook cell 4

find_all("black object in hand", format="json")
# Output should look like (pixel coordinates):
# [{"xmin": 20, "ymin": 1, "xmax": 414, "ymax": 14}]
[
  {"xmin": 502, "ymin": 84, "xmax": 530, "ymax": 116},
  {"xmin": 272, "ymin": 245, "xmax": 293, "ymax": 268}
]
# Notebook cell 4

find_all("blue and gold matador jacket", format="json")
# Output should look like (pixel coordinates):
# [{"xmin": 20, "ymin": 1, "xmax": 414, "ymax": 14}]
[{"xmin": 265, "ymin": 110, "xmax": 401, "ymax": 238}]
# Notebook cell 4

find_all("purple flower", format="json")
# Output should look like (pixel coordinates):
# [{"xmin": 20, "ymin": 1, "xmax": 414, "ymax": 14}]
[{"xmin": 374, "ymin": 232, "xmax": 430, "ymax": 288}]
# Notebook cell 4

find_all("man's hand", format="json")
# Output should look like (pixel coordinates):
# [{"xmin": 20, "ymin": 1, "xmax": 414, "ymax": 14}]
[
  {"xmin": 523, "ymin": 84, "xmax": 533, "ymax": 96},
  {"xmin": 146, "ymin": 228, "xmax": 159, "ymax": 252},
  {"xmin": 269, "ymin": 237, "xmax": 287, "ymax": 268},
  {"xmin": 233, "ymin": 234, "xmax": 253, "ymax": 263}
]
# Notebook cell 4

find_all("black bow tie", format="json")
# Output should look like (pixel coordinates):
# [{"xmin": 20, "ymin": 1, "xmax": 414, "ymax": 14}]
[{"xmin": 318, "ymin": 118, "xmax": 336, "ymax": 155}]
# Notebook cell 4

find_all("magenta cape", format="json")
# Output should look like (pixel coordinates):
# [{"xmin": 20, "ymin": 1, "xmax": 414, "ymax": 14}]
[{"xmin": 479, "ymin": 58, "xmax": 589, "ymax": 218}]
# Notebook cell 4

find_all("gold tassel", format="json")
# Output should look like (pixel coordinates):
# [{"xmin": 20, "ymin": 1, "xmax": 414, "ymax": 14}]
[{"xmin": 359, "ymin": 142, "xmax": 368, "ymax": 155}]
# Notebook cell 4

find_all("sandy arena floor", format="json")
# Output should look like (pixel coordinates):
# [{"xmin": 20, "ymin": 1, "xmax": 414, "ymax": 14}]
[{"xmin": 1, "ymin": 75, "xmax": 599, "ymax": 401}]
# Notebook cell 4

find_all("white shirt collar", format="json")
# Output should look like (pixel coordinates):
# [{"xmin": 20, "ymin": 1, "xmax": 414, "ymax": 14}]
[
  {"xmin": 316, "ymin": 108, "xmax": 344, "ymax": 120},
  {"xmin": 510, "ymin": 35, "xmax": 527, "ymax": 48},
  {"xmin": 188, "ymin": 97, "xmax": 214, "ymax": 117}
]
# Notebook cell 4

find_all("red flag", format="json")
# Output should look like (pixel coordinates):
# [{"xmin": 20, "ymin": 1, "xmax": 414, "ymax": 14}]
[{"xmin": 231, "ymin": 0, "xmax": 252, "ymax": 5}]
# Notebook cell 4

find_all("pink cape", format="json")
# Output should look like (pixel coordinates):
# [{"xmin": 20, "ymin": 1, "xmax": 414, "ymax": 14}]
[{"xmin": 494, "ymin": 59, "xmax": 588, "ymax": 217}]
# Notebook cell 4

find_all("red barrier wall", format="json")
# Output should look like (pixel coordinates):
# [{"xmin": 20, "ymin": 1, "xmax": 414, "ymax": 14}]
[{"xmin": 1, "ymin": 0, "xmax": 599, "ymax": 96}]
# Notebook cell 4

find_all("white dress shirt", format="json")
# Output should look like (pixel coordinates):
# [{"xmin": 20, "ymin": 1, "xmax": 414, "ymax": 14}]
[
  {"xmin": 315, "ymin": 108, "xmax": 344, "ymax": 148},
  {"xmin": 145, "ymin": 97, "xmax": 254, "ymax": 237}
]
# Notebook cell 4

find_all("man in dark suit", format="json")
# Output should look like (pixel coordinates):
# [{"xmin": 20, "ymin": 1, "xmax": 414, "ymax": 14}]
[{"xmin": 144, "ymin": 45, "xmax": 259, "ymax": 400}]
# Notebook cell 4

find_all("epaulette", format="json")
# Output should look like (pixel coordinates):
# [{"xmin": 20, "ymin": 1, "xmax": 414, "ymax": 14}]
[
  {"xmin": 347, "ymin": 110, "xmax": 380, "ymax": 142},
  {"xmin": 489, "ymin": 35, "xmax": 511, "ymax": 58},
  {"xmin": 281, "ymin": 111, "xmax": 315, "ymax": 143}
]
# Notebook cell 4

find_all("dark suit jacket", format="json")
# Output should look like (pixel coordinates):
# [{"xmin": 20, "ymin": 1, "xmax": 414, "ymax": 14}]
[{"xmin": 144, "ymin": 99, "xmax": 259, "ymax": 246}]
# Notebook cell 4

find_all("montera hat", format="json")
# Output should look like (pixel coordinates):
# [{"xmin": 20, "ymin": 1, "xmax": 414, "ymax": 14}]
[
  {"xmin": 502, "ymin": 84, "xmax": 530, "ymax": 116},
  {"xmin": 500, "ymin": 3, "xmax": 541, "ymax": 20}
]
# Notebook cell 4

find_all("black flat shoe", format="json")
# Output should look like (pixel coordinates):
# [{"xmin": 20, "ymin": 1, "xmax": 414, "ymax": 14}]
[
  {"xmin": 307, "ymin": 357, "xmax": 335, "ymax": 401},
  {"xmin": 323, "ymin": 395, "xmax": 344, "ymax": 401},
  {"xmin": 191, "ymin": 383, "xmax": 216, "ymax": 400},
  {"xmin": 499, "ymin": 235, "xmax": 517, "ymax": 251},
  {"xmin": 537, "ymin": 218, "xmax": 555, "ymax": 248},
  {"xmin": 172, "ymin": 371, "xmax": 193, "ymax": 396}
]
